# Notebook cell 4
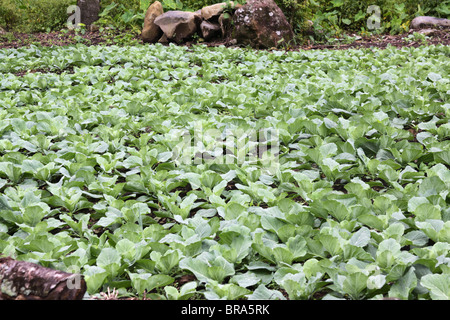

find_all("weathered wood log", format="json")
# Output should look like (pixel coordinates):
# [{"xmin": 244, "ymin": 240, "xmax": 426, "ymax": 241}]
[{"xmin": 0, "ymin": 257, "xmax": 86, "ymax": 300}]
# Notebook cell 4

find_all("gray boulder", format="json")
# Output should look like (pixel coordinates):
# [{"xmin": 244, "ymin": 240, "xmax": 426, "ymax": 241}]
[
  {"xmin": 410, "ymin": 16, "xmax": 450, "ymax": 30},
  {"xmin": 154, "ymin": 11, "xmax": 202, "ymax": 43}
]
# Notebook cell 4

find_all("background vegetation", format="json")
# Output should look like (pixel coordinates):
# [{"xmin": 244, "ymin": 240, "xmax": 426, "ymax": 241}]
[
  {"xmin": 1, "ymin": 0, "xmax": 448, "ymax": 39},
  {"xmin": 0, "ymin": 42, "xmax": 448, "ymax": 300},
  {"xmin": 0, "ymin": 0, "xmax": 76, "ymax": 32},
  {"xmin": 310, "ymin": 0, "xmax": 449, "ymax": 37}
]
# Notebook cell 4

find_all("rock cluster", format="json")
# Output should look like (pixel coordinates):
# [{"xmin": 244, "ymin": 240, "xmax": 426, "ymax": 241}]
[
  {"xmin": 141, "ymin": 0, "xmax": 294, "ymax": 48},
  {"xmin": 154, "ymin": 10, "xmax": 202, "ymax": 44}
]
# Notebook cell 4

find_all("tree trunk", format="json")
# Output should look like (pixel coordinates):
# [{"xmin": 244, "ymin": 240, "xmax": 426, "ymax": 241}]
[
  {"xmin": 0, "ymin": 257, "xmax": 86, "ymax": 300},
  {"xmin": 77, "ymin": 0, "xmax": 101, "ymax": 26}
]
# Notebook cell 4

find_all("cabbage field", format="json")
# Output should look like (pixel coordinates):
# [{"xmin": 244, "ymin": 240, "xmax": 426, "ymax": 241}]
[{"xmin": 0, "ymin": 43, "xmax": 449, "ymax": 300}]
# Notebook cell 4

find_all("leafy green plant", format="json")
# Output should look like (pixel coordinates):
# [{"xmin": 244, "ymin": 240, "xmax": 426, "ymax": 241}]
[
  {"xmin": 405, "ymin": 32, "xmax": 429, "ymax": 45},
  {"xmin": 161, "ymin": 0, "xmax": 184, "ymax": 10},
  {"xmin": 0, "ymin": 43, "xmax": 448, "ymax": 300},
  {"xmin": 173, "ymin": 0, "xmax": 222, "ymax": 11},
  {"xmin": 275, "ymin": 0, "xmax": 313, "ymax": 34},
  {"xmin": 165, "ymin": 282, "xmax": 197, "ymax": 300},
  {"xmin": 96, "ymin": 1, "xmax": 146, "ymax": 33}
]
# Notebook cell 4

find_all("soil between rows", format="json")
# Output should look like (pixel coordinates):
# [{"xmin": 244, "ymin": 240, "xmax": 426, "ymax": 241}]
[{"xmin": 0, "ymin": 29, "xmax": 449, "ymax": 51}]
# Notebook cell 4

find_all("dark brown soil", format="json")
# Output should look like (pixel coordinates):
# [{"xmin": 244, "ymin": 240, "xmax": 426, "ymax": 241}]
[
  {"xmin": 300, "ymin": 29, "xmax": 450, "ymax": 50},
  {"xmin": 0, "ymin": 28, "xmax": 449, "ymax": 51},
  {"xmin": 0, "ymin": 30, "xmax": 99, "ymax": 49}
]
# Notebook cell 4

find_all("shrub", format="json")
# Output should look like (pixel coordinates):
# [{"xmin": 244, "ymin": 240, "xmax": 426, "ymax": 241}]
[
  {"xmin": 100, "ymin": 0, "xmax": 142, "ymax": 17},
  {"xmin": 0, "ymin": 0, "xmax": 76, "ymax": 32},
  {"xmin": 96, "ymin": 0, "xmax": 150, "ymax": 33},
  {"xmin": 176, "ymin": 0, "xmax": 221, "ymax": 10},
  {"xmin": 99, "ymin": 0, "xmax": 225, "ymax": 18},
  {"xmin": 95, "ymin": 0, "xmax": 245, "ymax": 33},
  {"xmin": 0, "ymin": 0, "xmax": 20, "ymax": 31},
  {"xmin": 310, "ymin": 0, "xmax": 450, "ymax": 35}
]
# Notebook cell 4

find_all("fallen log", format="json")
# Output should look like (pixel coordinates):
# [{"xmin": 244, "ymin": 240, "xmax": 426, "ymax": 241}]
[{"xmin": 0, "ymin": 257, "xmax": 86, "ymax": 300}]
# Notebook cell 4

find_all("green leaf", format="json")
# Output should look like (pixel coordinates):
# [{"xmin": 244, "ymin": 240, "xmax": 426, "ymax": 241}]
[
  {"xmin": 388, "ymin": 267, "xmax": 417, "ymax": 299},
  {"xmin": 205, "ymin": 282, "xmax": 251, "ymax": 300},
  {"xmin": 21, "ymin": 159, "xmax": 44, "ymax": 174},
  {"xmin": 215, "ymin": 233, "xmax": 252, "ymax": 264},
  {"xmin": 129, "ymin": 273, "xmax": 152, "ymax": 295},
  {"xmin": 367, "ymin": 274, "xmax": 386, "ymax": 290},
  {"xmin": 342, "ymin": 272, "xmax": 369, "ymax": 300},
  {"xmin": 123, "ymin": 155, "xmax": 143, "ymax": 169},
  {"xmin": 116, "ymin": 238, "xmax": 137, "ymax": 262},
  {"xmin": 404, "ymin": 230, "xmax": 428, "ymax": 247},
  {"xmin": 357, "ymin": 213, "xmax": 385, "ymax": 230},
  {"xmin": 324, "ymin": 200, "xmax": 349, "ymax": 221},
  {"xmin": 376, "ymin": 239, "xmax": 401, "ymax": 269},
  {"xmin": 273, "ymin": 246, "xmax": 295, "ymax": 265},
  {"xmin": 260, "ymin": 215, "xmax": 285, "ymax": 234},
  {"xmin": 427, "ymin": 72, "xmax": 442, "ymax": 82},
  {"xmin": 84, "ymin": 266, "xmax": 108, "ymax": 294},
  {"xmin": 207, "ymin": 256, "xmax": 235, "ymax": 282},
  {"xmin": 22, "ymin": 203, "xmax": 50, "ymax": 227},
  {"xmin": 277, "ymin": 271, "xmax": 320, "ymax": 300},
  {"xmin": 414, "ymin": 203, "xmax": 441, "ymax": 221},
  {"xmin": 97, "ymin": 247, "xmax": 121, "ymax": 277},
  {"xmin": 418, "ymin": 176, "xmax": 447, "ymax": 197},
  {"xmin": 342, "ymin": 18, "xmax": 351, "ymax": 25},
  {"xmin": 435, "ymin": 150, "xmax": 450, "ymax": 165},
  {"xmin": 438, "ymin": 221, "xmax": 450, "ymax": 243},
  {"xmin": 179, "ymin": 254, "xmax": 235, "ymax": 283},
  {"xmin": 157, "ymin": 250, "xmax": 180, "ymax": 273},
  {"xmin": 146, "ymin": 274, "xmax": 174, "ymax": 292},
  {"xmin": 165, "ymin": 282, "xmax": 197, "ymax": 300},
  {"xmin": 286, "ymin": 235, "xmax": 308, "ymax": 260},
  {"xmin": 231, "ymin": 272, "xmax": 260, "ymax": 288},
  {"xmin": 318, "ymin": 234, "xmax": 342, "ymax": 256},
  {"xmin": 0, "ymin": 196, "xmax": 12, "ymax": 211},
  {"xmin": 23, "ymin": 235, "xmax": 55, "ymax": 253},
  {"xmin": 349, "ymin": 227, "xmax": 371, "ymax": 247},
  {"xmin": 246, "ymin": 284, "xmax": 286, "ymax": 300},
  {"xmin": 416, "ymin": 220, "xmax": 444, "ymax": 242},
  {"xmin": 421, "ymin": 274, "xmax": 450, "ymax": 300}
]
